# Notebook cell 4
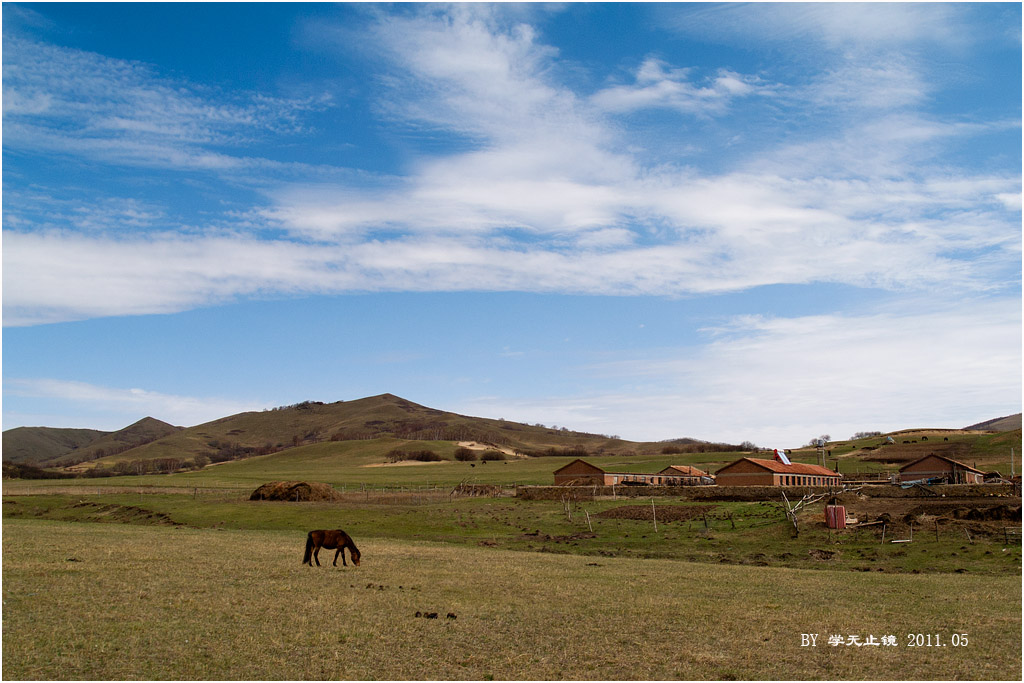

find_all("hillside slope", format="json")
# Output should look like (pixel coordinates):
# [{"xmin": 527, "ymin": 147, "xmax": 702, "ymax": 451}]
[
  {"xmin": 46, "ymin": 417, "xmax": 181, "ymax": 467},
  {"xmin": 89, "ymin": 394, "xmax": 646, "ymax": 467},
  {"xmin": 2, "ymin": 426, "xmax": 108, "ymax": 465},
  {"xmin": 964, "ymin": 414, "xmax": 1022, "ymax": 432}
]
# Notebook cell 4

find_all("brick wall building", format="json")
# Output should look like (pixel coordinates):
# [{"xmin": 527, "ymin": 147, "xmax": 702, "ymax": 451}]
[
  {"xmin": 898, "ymin": 454, "xmax": 985, "ymax": 484},
  {"xmin": 714, "ymin": 457, "xmax": 841, "ymax": 487}
]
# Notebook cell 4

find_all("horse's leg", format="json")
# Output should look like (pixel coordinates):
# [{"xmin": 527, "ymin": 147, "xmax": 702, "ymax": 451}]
[
  {"xmin": 333, "ymin": 548, "xmax": 341, "ymax": 567},
  {"xmin": 341, "ymin": 547, "xmax": 348, "ymax": 567},
  {"xmin": 313, "ymin": 545, "xmax": 322, "ymax": 566}
]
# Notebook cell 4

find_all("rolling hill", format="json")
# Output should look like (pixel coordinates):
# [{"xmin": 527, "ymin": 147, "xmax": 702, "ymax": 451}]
[
  {"xmin": 14, "ymin": 393, "xmax": 743, "ymax": 473},
  {"xmin": 964, "ymin": 413, "xmax": 1022, "ymax": 432},
  {"xmin": 2, "ymin": 418, "xmax": 179, "ymax": 467},
  {"xmin": 4, "ymin": 394, "xmax": 1020, "ymax": 478},
  {"xmin": 1, "ymin": 426, "xmax": 108, "ymax": 466},
  {"xmin": 46, "ymin": 417, "xmax": 181, "ymax": 467},
  {"xmin": 80, "ymin": 394, "xmax": 661, "ymax": 469}
]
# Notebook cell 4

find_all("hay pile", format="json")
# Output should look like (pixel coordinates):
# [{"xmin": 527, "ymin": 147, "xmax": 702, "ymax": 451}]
[{"xmin": 249, "ymin": 481, "xmax": 342, "ymax": 502}]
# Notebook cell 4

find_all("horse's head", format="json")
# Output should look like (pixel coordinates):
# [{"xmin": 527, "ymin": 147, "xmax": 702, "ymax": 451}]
[{"xmin": 350, "ymin": 547, "xmax": 361, "ymax": 566}]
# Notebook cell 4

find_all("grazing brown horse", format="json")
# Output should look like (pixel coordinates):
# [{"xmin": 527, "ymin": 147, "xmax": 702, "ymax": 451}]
[{"xmin": 303, "ymin": 529, "xmax": 361, "ymax": 567}]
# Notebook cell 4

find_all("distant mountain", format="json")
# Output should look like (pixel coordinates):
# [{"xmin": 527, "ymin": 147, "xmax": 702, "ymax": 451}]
[
  {"xmin": 964, "ymin": 414, "xmax": 1022, "ymax": 432},
  {"xmin": 46, "ymin": 417, "xmax": 181, "ymax": 467},
  {"xmin": 2, "ymin": 426, "xmax": 108, "ymax": 465},
  {"xmin": 85, "ymin": 394, "xmax": 652, "ymax": 467},
  {"xmin": 2, "ymin": 417, "xmax": 180, "ymax": 467},
  {"xmin": 11, "ymin": 394, "xmax": 1017, "ymax": 473}
]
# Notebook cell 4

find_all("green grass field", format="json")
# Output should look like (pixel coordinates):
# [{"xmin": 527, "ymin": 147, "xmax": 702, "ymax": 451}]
[
  {"xmin": 5, "ymin": 492, "xmax": 1021, "ymax": 576},
  {"xmin": 4, "ymin": 429, "xmax": 1021, "ymax": 680},
  {"xmin": 4, "ymin": 443, "xmax": 752, "ymax": 490},
  {"xmin": 3, "ymin": 519, "xmax": 1020, "ymax": 681}
]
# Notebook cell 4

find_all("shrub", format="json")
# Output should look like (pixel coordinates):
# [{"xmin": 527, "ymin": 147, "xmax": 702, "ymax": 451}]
[
  {"xmin": 480, "ymin": 450, "xmax": 506, "ymax": 461},
  {"xmin": 412, "ymin": 450, "xmax": 442, "ymax": 462},
  {"xmin": 517, "ymin": 446, "xmax": 590, "ymax": 458},
  {"xmin": 82, "ymin": 467, "xmax": 118, "ymax": 478},
  {"xmin": 1, "ymin": 462, "xmax": 76, "ymax": 480},
  {"xmin": 454, "ymin": 447, "xmax": 478, "ymax": 461},
  {"xmin": 387, "ymin": 448, "xmax": 443, "ymax": 462}
]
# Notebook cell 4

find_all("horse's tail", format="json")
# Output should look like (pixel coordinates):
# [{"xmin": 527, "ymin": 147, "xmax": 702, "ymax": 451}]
[{"xmin": 303, "ymin": 532, "xmax": 314, "ymax": 565}]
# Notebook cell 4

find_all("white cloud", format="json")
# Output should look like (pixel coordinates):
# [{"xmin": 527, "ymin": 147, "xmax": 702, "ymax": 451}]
[
  {"xmin": 3, "ymin": 378, "xmax": 267, "ymax": 429},
  {"xmin": 8, "ymin": 202, "xmax": 1018, "ymax": 327},
  {"xmin": 591, "ymin": 58, "xmax": 774, "ymax": 115},
  {"xmin": 807, "ymin": 57, "xmax": 928, "ymax": 110},
  {"xmin": 460, "ymin": 299, "xmax": 1022, "ymax": 446},
  {"xmin": 2, "ymin": 6, "xmax": 1019, "ymax": 327},
  {"xmin": 664, "ymin": 3, "xmax": 971, "ymax": 52},
  {"xmin": 2, "ymin": 37, "xmax": 331, "ymax": 172}
]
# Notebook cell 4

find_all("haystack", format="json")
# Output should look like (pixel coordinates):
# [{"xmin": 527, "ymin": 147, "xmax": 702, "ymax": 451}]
[{"xmin": 249, "ymin": 481, "xmax": 342, "ymax": 502}]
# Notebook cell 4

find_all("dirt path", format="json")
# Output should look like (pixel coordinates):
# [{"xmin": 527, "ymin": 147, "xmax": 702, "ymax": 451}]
[{"xmin": 457, "ymin": 441, "xmax": 519, "ymax": 457}]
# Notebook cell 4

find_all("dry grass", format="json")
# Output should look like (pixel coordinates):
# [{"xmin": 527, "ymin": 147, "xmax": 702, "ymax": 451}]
[{"xmin": 2, "ymin": 519, "xmax": 1020, "ymax": 680}]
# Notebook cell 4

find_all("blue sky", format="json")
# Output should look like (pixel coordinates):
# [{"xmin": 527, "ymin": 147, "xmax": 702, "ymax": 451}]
[{"xmin": 3, "ymin": 2, "xmax": 1020, "ymax": 447}]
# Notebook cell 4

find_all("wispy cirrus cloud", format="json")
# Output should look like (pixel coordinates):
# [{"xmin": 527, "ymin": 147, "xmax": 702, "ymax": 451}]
[
  {"xmin": 3, "ymin": 378, "xmax": 267, "ymax": 429},
  {"xmin": 2, "ymin": 36, "xmax": 332, "ymax": 172},
  {"xmin": 460, "ymin": 298, "xmax": 1022, "ymax": 445},
  {"xmin": 2, "ymin": 5, "xmax": 1019, "ymax": 328},
  {"xmin": 661, "ymin": 2, "xmax": 973, "ymax": 51}
]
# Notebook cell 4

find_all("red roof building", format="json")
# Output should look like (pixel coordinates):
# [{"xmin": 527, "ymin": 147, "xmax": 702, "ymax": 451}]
[
  {"xmin": 552, "ymin": 459, "xmax": 713, "ymax": 486},
  {"xmin": 714, "ymin": 457, "xmax": 841, "ymax": 487}
]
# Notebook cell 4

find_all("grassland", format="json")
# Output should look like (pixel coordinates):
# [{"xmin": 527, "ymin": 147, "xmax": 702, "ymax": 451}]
[
  {"xmin": 4, "ymin": 421, "xmax": 1021, "ymax": 680},
  {"xmin": 8, "ymin": 423, "xmax": 1020, "ymax": 494},
  {"xmin": 3, "ymin": 519, "xmax": 1020, "ymax": 681},
  {"xmin": 5, "ymin": 489, "xmax": 1021, "ymax": 575},
  {"xmin": 1, "ymin": 443, "xmax": 749, "ymax": 490}
]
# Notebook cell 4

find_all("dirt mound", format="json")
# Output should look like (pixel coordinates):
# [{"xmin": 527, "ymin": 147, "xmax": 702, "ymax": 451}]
[
  {"xmin": 950, "ymin": 505, "xmax": 1022, "ymax": 521},
  {"xmin": 899, "ymin": 502, "xmax": 1022, "ymax": 522},
  {"xmin": 249, "ymin": 481, "xmax": 342, "ymax": 502},
  {"xmin": 808, "ymin": 548, "xmax": 839, "ymax": 561},
  {"xmin": 595, "ymin": 504, "xmax": 715, "ymax": 522},
  {"xmin": 69, "ymin": 501, "xmax": 183, "ymax": 526}
]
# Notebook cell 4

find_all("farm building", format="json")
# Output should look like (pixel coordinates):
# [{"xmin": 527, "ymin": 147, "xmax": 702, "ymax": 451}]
[
  {"xmin": 553, "ymin": 459, "xmax": 610, "ymax": 485},
  {"xmin": 898, "ymin": 454, "xmax": 985, "ymax": 484},
  {"xmin": 657, "ymin": 465, "xmax": 714, "ymax": 485},
  {"xmin": 714, "ymin": 458, "xmax": 842, "ymax": 487},
  {"xmin": 552, "ymin": 459, "xmax": 713, "ymax": 486}
]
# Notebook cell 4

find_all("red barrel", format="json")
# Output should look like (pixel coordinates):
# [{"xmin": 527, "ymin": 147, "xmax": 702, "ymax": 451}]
[{"xmin": 825, "ymin": 505, "xmax": 846, "ymax": 529}]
